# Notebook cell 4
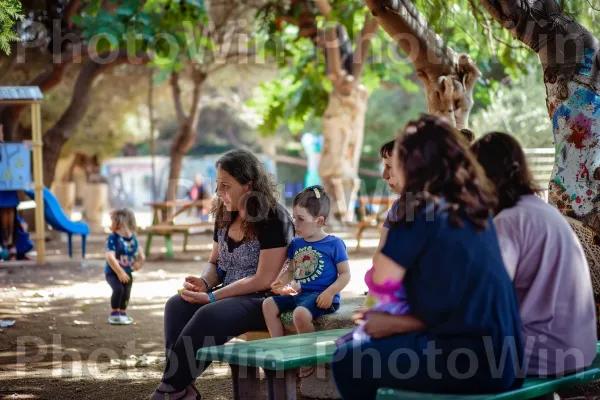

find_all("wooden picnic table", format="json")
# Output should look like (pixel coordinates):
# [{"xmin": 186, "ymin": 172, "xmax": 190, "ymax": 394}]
[
  {"xmin": 144, "ymin": 199, "xmax": 210, "ymax": 225},
  {"xmin": 355, "ymin": 195, "xmax": 398, "ymax": 250},
  {"xmin": 143, "ymin": 199, "xmax": 213, "ymax": 259},
  {"xmin": 197, "ymin": 328, "xmax": 349, "ymax": 400}
]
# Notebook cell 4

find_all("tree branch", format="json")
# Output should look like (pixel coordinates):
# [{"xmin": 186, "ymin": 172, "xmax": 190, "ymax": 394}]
[
  {"xmin": 42, "ymin": 51, "xmax": 151, "ymax": 186},
  {"xmin": 364, "ymin": 0, "xmax": 457, "ymax": 76},
  {"xmin": 170, "ymin": 71, "xmax": 186, "ymax": 122},
  {"xmin": 63, "ymin": 0, "xmax": 81, "ymax": 29},
  {"xmin": 352, "ymin": 13, "xmax": 380, "ymax": 79},
  {"xmin": 189, "ymin": 68, "xmax": 207, "ymax": 124},
  {"xmin": 314, "ymin": 0, "xmax": 332, "ymax": 18},
  {"xmin": 324, "ymin": 25, "xmax": 344, "ymax": 82},
  {"xmin": 477, "ymin": 0, "xmax": 599, "ymax": 77}
]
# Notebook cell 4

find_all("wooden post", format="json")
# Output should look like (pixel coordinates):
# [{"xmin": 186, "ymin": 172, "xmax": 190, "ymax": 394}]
[{"xmin": 31, "ymin": 102, "xmax": 45, "ymax": 264}]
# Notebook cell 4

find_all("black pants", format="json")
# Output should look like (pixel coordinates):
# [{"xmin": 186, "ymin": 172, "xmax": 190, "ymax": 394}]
[
  {"xmin": 161, "ymin": 293, "xmax": 267, "ymax": 391},
  {"xmin": 106, "ymin": 273, "xmax": 133, "ymax": 310}
]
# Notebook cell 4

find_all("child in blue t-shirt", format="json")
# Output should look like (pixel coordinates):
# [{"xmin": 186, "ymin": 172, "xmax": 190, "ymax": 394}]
[
  {"xmin": 263, "ymin": 185, "xmax": 351, "ymax": 377},
  {"xmin": 105, "ymin": 208, "xmax": 144, "ymax": 325}
]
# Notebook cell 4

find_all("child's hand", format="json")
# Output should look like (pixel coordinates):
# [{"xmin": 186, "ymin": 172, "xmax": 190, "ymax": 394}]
[
  {"xmin": 279, "ymin": 281, "xmax": 300, "ymax": 295},
  {"xmin": 316, "ymin": 290, "xmax": 334, "ymax": 309},
  {"xmin": 270, "ymin": 278, "xmax": 285, "ymax": 293},
  {"xmin": 117, "ymin": 271, "xmax": 131, "ymax": 284},
  {"xmin": 133, "ymin": 261, "xmax": 142, "ymax": 271}
]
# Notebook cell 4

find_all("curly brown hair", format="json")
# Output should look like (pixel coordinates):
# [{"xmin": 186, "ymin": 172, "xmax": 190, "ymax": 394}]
[
  {"xmin": 471, "ymin": 131, "xmax": 543, "ymax": 214},
  {"xmin": 391, "ymin": 114, "xmax": 497, "ymax": 231},
  {"xmin": 210, "ymin": 149, "xmax": 279, "ymax": 240}
]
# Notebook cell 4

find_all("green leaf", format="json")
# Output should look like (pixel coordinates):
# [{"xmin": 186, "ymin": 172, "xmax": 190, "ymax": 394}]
[{"xmin": 117, "ymin": 5, "xmax": 137, "ymax": 18}]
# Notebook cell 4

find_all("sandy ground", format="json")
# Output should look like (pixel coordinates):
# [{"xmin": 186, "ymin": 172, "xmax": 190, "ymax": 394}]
[{"xmin": 0, "ymin": 230, "xmax": 598, "ymax": 399}]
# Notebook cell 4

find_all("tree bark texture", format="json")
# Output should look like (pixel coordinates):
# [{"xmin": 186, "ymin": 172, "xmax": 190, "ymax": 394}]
[
  {"xmin": 319, "ymin": 83, "xmax": 369, "ymax": 222},
  {"xmin": 477, "ymin": 0, "xmax": 600, "ymax": 232}
]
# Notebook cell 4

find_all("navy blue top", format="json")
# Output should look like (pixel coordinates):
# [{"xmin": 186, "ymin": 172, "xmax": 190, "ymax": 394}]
[
  {"xmin": 105, "ymin": 233, "xmax": 139, "ymax": 275},
  {"xmin": 0, "ymin": 191, "xmax": 19, "ymax": 207},
  {"xmin": 288, "ymin": 235, "xmax": 348, "ymax": 304},
  {"xmin": 381, "ymin": 204, "xmax": 524, "ymax": 388}
]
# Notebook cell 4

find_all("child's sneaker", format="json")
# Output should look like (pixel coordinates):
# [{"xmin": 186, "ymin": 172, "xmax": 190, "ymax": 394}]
[
  {"xmin": 108, "ymin": 312, "xmax": 121, "ymax": 325},
  {"xmin": 119, "ymin": 313, "xmax": 134, "ymax": 325}
]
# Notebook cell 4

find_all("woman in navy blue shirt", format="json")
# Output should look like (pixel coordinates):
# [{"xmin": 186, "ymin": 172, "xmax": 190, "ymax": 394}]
[{"xmin": 332, "ymin": 115, "xmax": 524, "ymax": 398}]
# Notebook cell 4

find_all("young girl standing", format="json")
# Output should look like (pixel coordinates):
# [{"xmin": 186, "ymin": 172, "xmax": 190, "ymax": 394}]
[{"xmin": 105, "ymin": 208, "xmax": 144, "ymax": 325}]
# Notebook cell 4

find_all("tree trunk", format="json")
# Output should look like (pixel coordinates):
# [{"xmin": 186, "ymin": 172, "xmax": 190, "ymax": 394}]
[
  {"xmin": 166, "ymin": 71, "xmax": 205, "ymax": 202},
  {"xmin": 319, "ymin": 83, "xmax": 369, "ymax": 222},
  {"xmin": 167, "ymin": 119, "xmax": 198, "ymax": 202},
  {"xmin": 42, "ymin": 51, "xmax": 150, "ymax": 187},
  {"xmin": 148, "ymin": 70, "xmax": 157, "ymax": 202},
  {"xmin": 476, "ymin": 0, "xmax": 600, "ymax": 232}
]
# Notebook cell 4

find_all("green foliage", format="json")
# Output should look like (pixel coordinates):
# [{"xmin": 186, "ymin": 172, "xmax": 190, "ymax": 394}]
[
  {"xmin": 76, "ymin": 0, "xmax": 209, "ymax": 71},
  {"xmin": 251, "ymin": 0, "xmax": 417, "ymax": 136},
  {"xmin": 470, "ymin": 70, "xmax": 554, "ymax": 148},
  {"xmin": 0, "ymin": 0, "xmax": 23, "ymax": 54},
  {"xmin": 363, "ymin": 86, "xmax": 428, "ymax": 155}
]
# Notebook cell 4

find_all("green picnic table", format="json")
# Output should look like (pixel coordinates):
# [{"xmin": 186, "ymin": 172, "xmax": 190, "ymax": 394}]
[{"xmin": 197, "ymin": 328, "xmax": 349, "ymax": 400}]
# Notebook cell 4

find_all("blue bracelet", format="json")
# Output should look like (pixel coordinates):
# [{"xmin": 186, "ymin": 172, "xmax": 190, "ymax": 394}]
[{"xmin": 208, "ymin": 292, "xmax": 217, "ymax": 303}]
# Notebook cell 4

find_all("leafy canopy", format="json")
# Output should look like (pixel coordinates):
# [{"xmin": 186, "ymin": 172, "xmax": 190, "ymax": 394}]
[
  {"xmin": 0, "ymin": 0, "xmax": 23, "ymax": 54},
  {"xmin": 73, "ymin": 0, "xmax": 211, "ymax": 78}
]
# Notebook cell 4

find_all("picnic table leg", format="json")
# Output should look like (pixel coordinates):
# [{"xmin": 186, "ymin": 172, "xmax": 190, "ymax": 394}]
[
  {"xmin": 265, "ymin": 369, "xmax": 296, "ymax": 400},
  {"xmin": 145, "ymin": 233, "xmax": 153, "ymax": 257},
  {"xmin": 230, "ymin": 364, "xmax": 261, "ymax": 400},
  {"xmin": 165, "ymin": 233, "xmax": 173, "ymax": 259},
  {"xmin": 183, "ymin": 231, "xmax": 189, "ymax": 252}
]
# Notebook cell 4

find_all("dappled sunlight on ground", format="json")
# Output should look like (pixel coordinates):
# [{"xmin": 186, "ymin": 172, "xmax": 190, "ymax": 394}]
[{"xmin": 0, "ymin": 228, "xmax": 376, "ymax": 399}]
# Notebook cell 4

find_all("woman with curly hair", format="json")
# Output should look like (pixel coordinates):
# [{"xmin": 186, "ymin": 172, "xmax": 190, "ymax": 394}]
[
  {"xmin": 150, "ymin": 149, "xmax": 294, "ymax": 400},
  {"xmin": 332, "ymin": 115, "xmax": 524, "ymax": 398},
  {"xmin": 471, "ymin": 132, "xmax": 596, "ymax": 378}
]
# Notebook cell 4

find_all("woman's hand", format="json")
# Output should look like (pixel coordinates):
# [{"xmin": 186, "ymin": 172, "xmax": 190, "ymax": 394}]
[
  {"xmin": 358, "ymin": 312, "xmax": 400, "ymax": 339},
  {"xmin": 184, "ymin": 276, "xmax": 208, "ymax": 293},
  {"xmin": 180, "ymin": 290, "xmax": 210, "ymax": 304},
  {"xmin": 355, "ymin": 312, "xmax": 426, "ymax": 339}
]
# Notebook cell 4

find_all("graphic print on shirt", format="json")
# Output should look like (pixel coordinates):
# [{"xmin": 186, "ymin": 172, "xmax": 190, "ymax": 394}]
[{"xmin": 292, "ymin": 246, "xmax": 325, "ymax": 284}]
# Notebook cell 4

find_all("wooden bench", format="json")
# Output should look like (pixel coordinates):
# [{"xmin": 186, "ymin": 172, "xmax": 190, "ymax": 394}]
[
  {"xmin": 377, "ymin": 342, "xmax": 600, "ymax": 400},
  {"xmin": 198, "ymin": 328, "xmax": 349, "ymax": 400}
]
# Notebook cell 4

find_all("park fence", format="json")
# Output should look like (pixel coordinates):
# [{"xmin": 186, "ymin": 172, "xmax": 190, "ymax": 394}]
[{"xmin": 524, "ymin": 148, "xmax": 555, "ymax": 202}]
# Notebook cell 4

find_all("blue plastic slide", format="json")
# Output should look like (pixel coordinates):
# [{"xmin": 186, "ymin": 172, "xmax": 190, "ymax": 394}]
[{"xmin": 24, "ymin": 187, "xmax": 89, "ymax": 258}]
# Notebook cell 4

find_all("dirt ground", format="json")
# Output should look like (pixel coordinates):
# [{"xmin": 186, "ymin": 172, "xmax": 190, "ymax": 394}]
[
  {"xmin": 0, "ymin": 231, "xmax": 598, "ymax": 400},
  {"xmin": 0, "ymin": 232, "xmax": 375, "ymax": 400}
]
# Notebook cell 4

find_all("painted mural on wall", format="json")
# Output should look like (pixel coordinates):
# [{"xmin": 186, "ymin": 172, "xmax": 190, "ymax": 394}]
[
  {"xmin": 547, "ymin": 48, "xmax": 600, "ymax": 228},
  {"xmin": 101, "ymin": 154, "xmax": 277, "ymax": 209}
]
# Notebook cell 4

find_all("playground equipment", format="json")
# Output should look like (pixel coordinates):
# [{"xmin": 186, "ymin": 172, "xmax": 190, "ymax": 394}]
[
  {"xmin": 24, "ymin": 187, "xmax": 89, "ymax": 258},
  {"xmin": 0, "ymin": 86, "xmax": 45, "ymax": 264}
]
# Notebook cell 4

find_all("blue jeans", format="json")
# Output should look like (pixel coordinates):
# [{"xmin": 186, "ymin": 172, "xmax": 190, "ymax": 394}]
[{"xmin": 272, "ymin": 292, "xmax": 339, "ymax": 319}]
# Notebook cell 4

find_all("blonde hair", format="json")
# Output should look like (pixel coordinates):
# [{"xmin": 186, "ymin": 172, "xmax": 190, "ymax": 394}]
[{"xmin": 110, "ymin": 208, "xmax": 137, "ymax": 232}]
